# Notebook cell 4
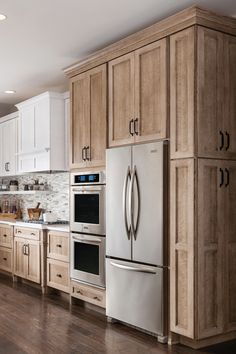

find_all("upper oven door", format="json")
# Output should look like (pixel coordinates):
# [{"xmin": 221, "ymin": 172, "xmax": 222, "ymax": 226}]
[{"xmin": 70, "ymin": 185, "xmax": 105, "ymax": 235}]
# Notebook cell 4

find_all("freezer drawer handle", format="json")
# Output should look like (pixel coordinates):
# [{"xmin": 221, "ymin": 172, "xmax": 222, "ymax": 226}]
[
  {"xmin": 123, "ymin": 166, "xmax": 131, "ymax": 240},
  {"xmin": 110, "ymin": 261, "xmax": 156, "ymax": 274}
]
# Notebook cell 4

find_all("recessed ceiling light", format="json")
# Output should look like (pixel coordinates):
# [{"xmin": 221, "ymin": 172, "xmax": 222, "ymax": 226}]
[
  {"xmin": 0, "ymin": 14, "xmax": 7, "ymax": 21},
  {"xmin": 4, "ymin": 90, "xmax": 16, "ymax": 94}
]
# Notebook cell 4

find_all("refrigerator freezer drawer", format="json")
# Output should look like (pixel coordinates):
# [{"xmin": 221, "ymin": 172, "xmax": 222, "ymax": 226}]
[{"xmin": 106, "ymin": 258, "xmax": 164, "ymax": 336}]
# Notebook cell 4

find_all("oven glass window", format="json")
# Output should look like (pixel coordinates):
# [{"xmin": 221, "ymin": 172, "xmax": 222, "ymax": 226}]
[
  {"xmin": 74, "ymin": 242, "xmax": 99, "ymax": 275},
  {"xmin": 74, "ymin": 194, "xmax": 99, "ymax": 224}
]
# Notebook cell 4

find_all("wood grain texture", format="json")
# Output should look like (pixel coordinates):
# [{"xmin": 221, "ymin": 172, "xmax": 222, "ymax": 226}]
[
  {"xmin": 134, "ymin": 38, "xmax": 168, "ymax": 142},
  {"xmin": 64, "ymin": 6, "xmax": 236, "ymax": 78},
  {"xmin": 170, "ymin": 159, "xmax": 194, "ymax": 338},
  {"xmin": 170, "ymin": 27, "xmax": 195, "ymax": 159},
  {"xmin": 47, "ymin": 231, "xmax": 69, "ymax": 263},
  {"xmin": 108, "ymin": 53, "xmax": 135, "ymax": 147},
  {"xmin": 47, "ymin": 258, "xmax": 69, "ymax": 293},
  {"xmin": 71, "ymin": 280, "xmax": 106, "ymax": 309}
]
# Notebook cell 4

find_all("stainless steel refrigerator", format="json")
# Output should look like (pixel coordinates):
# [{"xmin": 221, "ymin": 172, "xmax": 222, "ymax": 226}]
[{"xmin": 106, "ymin": 141, "xmax": 167, "ymax": 342}]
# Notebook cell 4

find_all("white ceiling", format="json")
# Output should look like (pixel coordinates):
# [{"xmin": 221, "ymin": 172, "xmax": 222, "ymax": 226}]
[{"xmin": 0, "ymin": 0, "xmax": 235, "ymax": 116}]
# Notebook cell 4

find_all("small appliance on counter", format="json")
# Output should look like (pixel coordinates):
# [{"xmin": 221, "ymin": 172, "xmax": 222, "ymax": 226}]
[{"xmin": 43, "ymin": 211, "xmax": 57, "ymax": 223}]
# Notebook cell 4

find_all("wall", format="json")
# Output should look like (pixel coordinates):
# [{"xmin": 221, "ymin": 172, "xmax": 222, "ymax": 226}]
[{"xmin": 0, "ymin": 172, "xmax": 69, "ymax": 221}]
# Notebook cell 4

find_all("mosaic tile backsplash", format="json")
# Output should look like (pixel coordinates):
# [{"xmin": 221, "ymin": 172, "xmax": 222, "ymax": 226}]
[{"xmin": 0, "ymin": 172, "xmax": 69, "ymax": 220}]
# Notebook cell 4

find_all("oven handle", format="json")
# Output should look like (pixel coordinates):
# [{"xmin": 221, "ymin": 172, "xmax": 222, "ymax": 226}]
[
  {"xmin": 71, "ymin": 188, "xmax": 102, "ymax": 193},
  {"xmin": 72, "ymin": 235, "xmax": 102, "ymax": 243}
]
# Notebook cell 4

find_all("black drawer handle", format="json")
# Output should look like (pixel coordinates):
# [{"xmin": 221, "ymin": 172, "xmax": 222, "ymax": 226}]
[
  {"xmin": 219, "ymin": 131, "xmax": 224, "ymax": 150},
  {"xmin": 93, "ymin": 296, "xmax": 101, "ymax": 301},
  {"xmin": 219, "ymin": 168, "xmax": 224, "ymax": 188},
  {"xmin": 3, "ymin": 234, "xmax": 7, "ymax": 237},
  {"xmin": 225, "ymin": 168, "xmax": 229, "ymax": 187},
  {"xmin": 3, "ymin": 257, "xmax": 7, "ymax": 261},
  {"xmin": 17, "ymin": 230, "xmax": 22, "ymax": 234},
  {"xmin": 76, "ymin": 290, "xmax": 83, "ymax": 295},
  {"xmin": 225, "ymin": 131, "xmax": 230, "ymax": 151},
  {"xmin": 30, "ymin": 233, "xmax": 36, "ymax": 236},
  {"xmin": 129, "ymin": 119, "xmax": 134, "ymax": 136},
  {"xmin": 56, "ymin": 244, "xmax": 62, "ymax": 248},
  {"xmin": 56, "ymin": 274, "xmax": 62, "ymax": 278}
]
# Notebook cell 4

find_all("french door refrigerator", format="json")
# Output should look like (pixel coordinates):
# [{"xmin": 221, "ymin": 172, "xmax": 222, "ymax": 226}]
[{"xmin": 106, "ymin": 141, "xmax": 167, "ymax": 342}]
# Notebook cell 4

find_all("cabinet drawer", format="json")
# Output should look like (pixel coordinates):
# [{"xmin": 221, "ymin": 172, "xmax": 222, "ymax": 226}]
[
  {"xmin": 14, "ymin": 227, "xmax": 40, "ymax": 241},
  {"xmin": 0, "ymin": 226, "xmax": 13, "ymax": 248},
  {"xmin": 47, "ymin": 232, "xmax": 69, "ymax": 262},
  {"xmin": 71, "ymin": 280, "xmax": 106, "ymax": 308},
  {"xmin": 0, "ymin": 247, "xmax": 12, "ymax": 273},
  {"xmin": 47, "ymin": 259, "xmax": 69, "ymax": 293}
]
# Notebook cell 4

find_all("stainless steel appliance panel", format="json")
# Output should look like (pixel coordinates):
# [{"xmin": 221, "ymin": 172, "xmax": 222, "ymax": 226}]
[
  {"xmin": 106, "ymin": 258, "xmax": 164, "ymax": 335},
  {"xmin": 132, "ymin": 142, "xmax": 164, "ymax": 266},
  {"xmin": 106, "ymin": 146, "xmax": 132, "ymax": 260},
  {"xmin": 71, "ymin": 233, "xmax": 105, "ymax": 287}
]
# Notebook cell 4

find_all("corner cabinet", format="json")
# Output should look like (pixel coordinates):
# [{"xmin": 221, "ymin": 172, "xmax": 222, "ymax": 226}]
[
  {"xmin": 70, "ymin": 64, "xmax": 107, "ymax": 169},
  {"xmin": 170, "ymin": 26, "xmax": 236, "ymax": 160},
  {"xmin": 15, "ymin": 92, "xmax": 67, "ymax": 173},
  {"xmin": 108, "ymin": 39, "xmax": 168, "ymax": 147}
]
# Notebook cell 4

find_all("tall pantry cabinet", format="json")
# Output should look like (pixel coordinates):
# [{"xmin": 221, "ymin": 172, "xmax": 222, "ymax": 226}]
[{"xmin": 170, "ymin": 25, "xmax": 236, "ymax": 345}]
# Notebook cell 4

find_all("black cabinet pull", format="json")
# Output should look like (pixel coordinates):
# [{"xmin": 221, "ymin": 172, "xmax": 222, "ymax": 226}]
[
  {"xmin": 86, "ymin": 146, "xmax": 90, "ymax": 161},
  {"xmin": 56, "ymin": 244, "xmax": 62, "ymax": 248},
  {"xmin": 219, "ymin": 168, "xmax": 224, "ymax": 187},
  {"xmin": 56, "ymin": 274, "xmax": 62, "ymax": 278},
  {"xmin": 82, "ymin": 147, "xmax": 86, "ymax": 161},
  {"xmin": 225, "ymin": 131, "xmax": 230, "ymax": 151},
  {"xmin": 219, "ymin": 131, "xmax": 224, "ymax": 150},
  {"xmin": 225, "ymin": 168, "xmax": 229, "ymax": 187},
  {"xmin": 3, "ymin": 234, "xmax": 7, "ymax": 237},
  {"xmin": 129, "ymin": 119, "xmax": 134, "ymax": 136},
  {"xmin": 3, "ymin": 258, "xmax": 7, "ymax": 261},
  {"xmin": 134, "ymin": 118, "xmax": 139, "ymax": 135}
]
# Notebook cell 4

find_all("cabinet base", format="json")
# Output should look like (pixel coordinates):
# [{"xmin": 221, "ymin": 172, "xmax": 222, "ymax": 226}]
[{"xmin": 179, "ymin": 331, "xmax": 236, "ymax": 349}]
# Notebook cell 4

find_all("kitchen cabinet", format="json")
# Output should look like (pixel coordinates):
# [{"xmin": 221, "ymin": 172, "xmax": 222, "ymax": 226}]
[
  {"xmin": 0, "ymin": 113, "xmax": 18, "ymax": 176},
  {"xmin": 109, "ymin": 39, "xmax": 167, "ymax": 147},
  {"xmin": 15, "ymin": 92, "xmax": 66, "ymax": 173},
  {"xmin": 70, "ymin": 64, "xmax": 107, "ymax": 169},
  {"xmin": 0, "ymin": 225, "xmax": 13, "ymax": 274},
  {"xmin": 47, "ymin": 231, "xmax": 69, "ymax": 293},
  {"xmin": 13, "ymin": 227, "xmax": 46, "ymax": 292},
  {"xmin": 170, "ymin": 27, "xmax": 236, "ymax": 160},
  {"xmin": 170, "ymin": 159, "xmax": 236, "ymax": 340},
  {"xmin": 71, "ymin": 280, "xmax": 106, "ymax": 308}
]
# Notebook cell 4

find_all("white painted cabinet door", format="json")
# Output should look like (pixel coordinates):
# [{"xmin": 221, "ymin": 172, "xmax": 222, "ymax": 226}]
[
  {"xmin": 2, "ymin": 119, "xmax": 16, "ymax": 176},
  {"xmin": 34, "ymin": 99, "xmax": 50, "ymax": 151},
  {"xmin": 19, "ymin": 105, "xmax": 35, "ymax": 154}
]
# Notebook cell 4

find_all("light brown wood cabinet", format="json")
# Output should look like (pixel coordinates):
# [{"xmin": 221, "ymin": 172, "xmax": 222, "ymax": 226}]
[
  {"xmin": 170, "ymin": 159, "xmax": 236, "ymax": 340},
  {"xmin": 47, "ymin": 231, "xmax": 69, "ymax": 293},
  {"xmin": 70, "ymin": 64, "xmax": 107, "ymax": 169},
  {"xmin": 170, "ymin": 26, "xmax": 236, "ymax": 160},
  {"xmin": 71, "ymin": 280, "xmax": 106, "ymax": 308},
  {"xmin": 109, "ymin": 39, "xmax": 168, "ymax": 147},
  {"xmin": 0, "ymin": 225, "xmax": 13, "ymax": 273}
]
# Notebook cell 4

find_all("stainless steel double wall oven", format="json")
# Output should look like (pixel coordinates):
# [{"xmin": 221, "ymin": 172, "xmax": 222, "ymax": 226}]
[{"xmin": 70, "ymin": 171, "xmax": 106, "ymax": 288}]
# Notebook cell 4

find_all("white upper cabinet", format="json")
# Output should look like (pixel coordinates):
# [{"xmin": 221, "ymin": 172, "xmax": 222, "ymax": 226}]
[
  {"xmin": 16, "ymin": 92, "xmax": 67, "ymax": 173},
  {"xmin": 0, "ymin": 112, "xmax": 18, "ymax": 176}
]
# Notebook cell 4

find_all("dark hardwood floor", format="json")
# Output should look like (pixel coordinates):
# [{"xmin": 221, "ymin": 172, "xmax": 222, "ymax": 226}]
[{"xmin": 0, "ymin": 274, "xmax": 235, "ymax": 354}]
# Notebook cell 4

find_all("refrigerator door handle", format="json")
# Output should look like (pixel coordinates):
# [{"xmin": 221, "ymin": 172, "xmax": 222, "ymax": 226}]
[
  {"xmin": 133, "ymin": 166, "xmax": 140, "ymax": 240},
  {"xmin": 123, "ymin": 166, "xmax": 131, "ymax": 240},
  {"xmin": 110, "ymin": 261, "xmax": 157, "ymax": 274},
  {"xmin": 129, "ymin": 167, "xmax": 135, "ymax": 238}
]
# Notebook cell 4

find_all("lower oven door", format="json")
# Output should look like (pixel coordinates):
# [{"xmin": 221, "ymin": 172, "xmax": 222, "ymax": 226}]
[{"xmin": 70, "ymin": 233, "xmax": 105, "ymax": 288}]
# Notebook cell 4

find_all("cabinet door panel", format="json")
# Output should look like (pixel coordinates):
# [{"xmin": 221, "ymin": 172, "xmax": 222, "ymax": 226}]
[
  {"xmin": 0, "ymin": 247, "xmax": 12, "ymax": 273},
  {"xmin": 27, "ymin": 240, "xmax": 40, "ymax": 284},
  {"xmin": 34, "ymin": 99, "xmax": 50, "ymax": 151},
  {"xmin": 14, "ymin": 238, "xmax": 27, "ymax": 278},
  {"xmin": 170, "ymin": 159, "xmax": 194, "ymax": 338},
  {"xmin": 197, "ymin": 27, "xmax": 224, "ymax": 158},
  {"xmin": 135, "ymin": 39, "xmax": 167, "ymax": 142},
  {"xmin": 109, "ymin": 53, "xmax": 135, "ymax": 146},
  {"xmin": 170, "ymin": 27, "xmax": 195, "ymax": 159},
  {"xmin": 88, "ymin": 64, "xmax": 107, "ymax": 167},
  {"xmin": 224, "ymin": 35, "xmax": 236, "ymax": 159},
  {"xmin": 224, "ymin": 161, "xmax": 236, "ymax": 331},
  {"xmin": 20, "ymin": 106, "xmax": 35, "ymax": 153},
  {"xmin": 197, "ymin": 159, "xmax": 224, "ymax": 338},
  {"xmin": 70, "ymin": 72, "xmax": 89, "ymax": 168}
]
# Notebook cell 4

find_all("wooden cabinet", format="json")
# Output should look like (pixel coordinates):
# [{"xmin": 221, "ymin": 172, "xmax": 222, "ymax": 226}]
[
  {"xmin": 47, "ymin": 231, "xmax": 69, "ymax": 293},
  {"xmin": 170, "ymin": 26, "xmax": 236, "ymax": 160},
  {"xmin": 0, "ymin": 113, "xmax": 18, "ymax": 176},
  {"xmin": 170, "ymin": 159, "xmax": 236, "ymax": 340},
  {"xmin": 0, "ymin": 225, "xmax": 13, "ymax": 274},
  {"xmin": 70, "ymin": 64, "xmax": 107, "ymax": 169},
  {"xmin": 71, "ymin": 280, "xmax": 106, "ymax": 308},
  {"xmin": 16, "ymin": 92, "xmax": 66, "ymax": 173},
  {"xmin": 13, "ymin": 227, "xmax": 46, "ymax": 291},
  {"xmin": 109, "ymin": 39, "xmax": 167, "ymax": 147}
]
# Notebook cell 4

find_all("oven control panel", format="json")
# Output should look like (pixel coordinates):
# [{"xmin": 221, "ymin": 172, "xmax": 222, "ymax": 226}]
[{"xmin": 71, "ymin": 171, "xmax": 105, "ymax": 185}]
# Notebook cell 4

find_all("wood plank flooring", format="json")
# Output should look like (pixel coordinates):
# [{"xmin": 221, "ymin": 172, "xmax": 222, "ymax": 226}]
[{"xmin": 0, "ymin": 273, "xmax": 235, "ymax": 354}]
